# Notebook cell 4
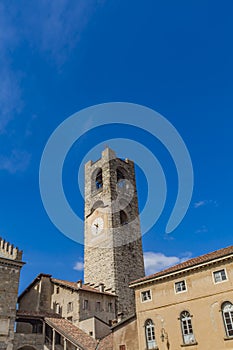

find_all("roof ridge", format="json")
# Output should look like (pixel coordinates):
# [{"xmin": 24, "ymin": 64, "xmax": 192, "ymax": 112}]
[{"xmin": 131, "ymin": 244, "xmax": 233, "ymax": 285}]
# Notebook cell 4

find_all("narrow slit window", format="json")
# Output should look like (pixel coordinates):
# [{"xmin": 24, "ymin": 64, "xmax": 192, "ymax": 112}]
[
  {"xmin": 96, "ymin": 301, "xmax": 101, "ymax": 312},
  {"xmin": 120, "ymin": 210, "xmax": 128, "ymax": 225},
  {"xmin": 83, "ymin": 299, "xmax": 89, "ymax": 310},
  {"xmin": 67, "ymin": 302, "xmax": 73, "ymax": 313}
]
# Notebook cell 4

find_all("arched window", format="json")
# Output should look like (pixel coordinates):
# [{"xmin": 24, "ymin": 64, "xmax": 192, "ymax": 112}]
[
  {"xmin": 117, "ymin": 168, "xmax": 126, "ymax": 189},
  {"xmin": 117, "ymin": 169, "xmax": 125, "ymax": 181},
  {"xmin": 120, "ymin": 210, "xmax": 128, "ymax": 225},
  {"xmin": 222, "ymin": 302, "xmax": 233, "ymax": 337},
  {"xmin": 95, "ymin": 169, "xmax": 103, "ymax": 189},
  {"xmin": 180, "ymin": 311, "xmax": 195, "ymax": 344},
  {"xmin": 145, "ymin": 319, "xmax": 157, "ymax": 349}
]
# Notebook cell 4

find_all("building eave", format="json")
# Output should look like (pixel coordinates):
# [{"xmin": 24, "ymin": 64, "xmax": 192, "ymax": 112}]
[
  {"xmin": 130, "ymin": 254, "xmax": 233, "ymax": 288},
  {"xmin": 0, "ymin": 256, "xmax": 25, "ymax": 268}
]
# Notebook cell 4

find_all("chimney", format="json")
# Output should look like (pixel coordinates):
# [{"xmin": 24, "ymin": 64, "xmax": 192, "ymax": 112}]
[
  {"xmin": 117, "ymin": 312, "xmax": 124, "ymax": 323},
  {"xmin": 99, "ymin": 283, "xmax": 105, "ymax": 293},
  {"xmin": 77, "ymin": 280, "xmax": 82, "ymax": 288}
]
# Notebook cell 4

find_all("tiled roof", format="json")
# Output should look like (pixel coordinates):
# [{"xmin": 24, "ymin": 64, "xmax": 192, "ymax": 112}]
[
  {"xmin": 52, "ymin": 278, "xmax": 116, "ymax": 296},
  {"xmin": 97, "ymin": 333, "xmax": 113, "ymax": 350},
  {"xmin": 19, "ymin": 273, "xmax": 116, "ymax": 301},
  {"xmin": 45, "ymin": 317, "xmax": 97, "ymax": 350},
  {"xmin": 131, "ymin": 245, "xmax": 233, "ymax": 286},
  {"xmin": 17, "ymin": 310, "xmax": 60, "ymax": 318}
]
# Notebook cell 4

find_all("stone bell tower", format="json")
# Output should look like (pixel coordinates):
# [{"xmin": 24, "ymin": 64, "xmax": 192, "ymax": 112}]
[{"xmin": 84, "ymin": 148, "xmax": 145, "ymax": 317}]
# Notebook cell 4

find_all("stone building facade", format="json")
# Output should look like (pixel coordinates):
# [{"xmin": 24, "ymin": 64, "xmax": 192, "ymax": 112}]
[
  {"xmin": 17, "ymin": 274, "xmax": 116, "ymax": 338},
  {"xmin": 0, "ymin": 238, "xmax": 24, "ymax": 350}
]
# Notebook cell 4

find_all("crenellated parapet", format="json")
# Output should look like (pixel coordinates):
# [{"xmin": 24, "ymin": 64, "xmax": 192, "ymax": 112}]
[{"xmin": 0, "ymin": 237, "xmax": 23, "ymax": 261}]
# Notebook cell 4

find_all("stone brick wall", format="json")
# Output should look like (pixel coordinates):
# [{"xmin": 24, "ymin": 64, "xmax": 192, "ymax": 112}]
[
  {"xmin": 78, "ymin": 289, "xmax": 116, "ymax": 325},
  {"xmin": 51, "ymin": 282, "xmax": 81, "ymax": 324},
  {"xmin": 18, "ymin": 274, "xmax": 53, "ymax": 314},
  {"xmin": 0, "ymin": 238, "xmax": 24, "ymax": 350},
  {"xmin": 51, "ymin": 282, "xmax": 116, "ymax": 326},
  {"xmin": 84, "ymin": 148, "xmax": 145, "ymax": 317},
  {"xmin": 13, "ymin": 333, "xmax": 44, "ymax": 350}
]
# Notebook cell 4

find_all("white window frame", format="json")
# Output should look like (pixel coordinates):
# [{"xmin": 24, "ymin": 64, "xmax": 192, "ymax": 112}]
[
  {"xmin": 180, "ymin": 310, "xmax": 196, "ymax": 345},
  {"xmin": 222, "ymin": 302, "xmax": 233, "ymax": 337},
  {"xmin": 141, "ymin": 289, "xmax": 152, "ymax": 303},
  {"xmin": 174, "ymin": 280, "xmax": 187, "ymax": 294},
  {"xmin": 145, "ymin": 319, "xmax": 157, "ymax": 349},
  {"xmin": 213, "ymin": 269, "xmax": 228, "ymax": 284}
]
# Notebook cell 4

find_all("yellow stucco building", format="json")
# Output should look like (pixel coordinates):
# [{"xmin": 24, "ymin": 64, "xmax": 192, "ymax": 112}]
[{"xmin": 128, "ymin": 245, "xmax": 233, "ymax": 350}]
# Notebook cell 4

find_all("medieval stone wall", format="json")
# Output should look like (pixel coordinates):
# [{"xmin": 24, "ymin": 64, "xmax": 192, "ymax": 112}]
[{"xmin": 0, "ymin": 238, "xmax": 24, "ymax": 350}]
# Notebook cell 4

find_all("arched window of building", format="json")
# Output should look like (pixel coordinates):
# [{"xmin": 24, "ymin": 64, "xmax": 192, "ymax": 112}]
[
  {"xmin": 95, "ymin": 169, "xmax": 103, "ymax": 189},
  {"xmin": 120, "ymin": 210, "xmax": 128, "ymax": 225},
  {"xmin": 180, "ymin": 311, "xmax": 195, "ymax": 344},
  {"xmin": 117, "ymin": 169, "xmax": 125, "ymax": 181},
  {"xmin": 145, "ymin": 319, "xmax": 157, "ymax": 349},
  {"xmin": 222, "ymin": 301, "xmax": 233, "ymax": 337},
  {"xmin": 117, "ymin": 168, "xmax": 126, "ymax": 189}
]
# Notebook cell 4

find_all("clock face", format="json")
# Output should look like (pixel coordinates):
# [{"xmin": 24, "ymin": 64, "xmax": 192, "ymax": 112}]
[{"xmin": 91, "ymin": 217, "xmax": 104, "ymax": 235}]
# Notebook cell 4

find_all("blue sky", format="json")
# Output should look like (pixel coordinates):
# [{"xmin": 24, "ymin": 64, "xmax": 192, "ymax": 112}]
[{"xmin": 0, "ymin": 0, "xmax": 233, "ymax": 293}]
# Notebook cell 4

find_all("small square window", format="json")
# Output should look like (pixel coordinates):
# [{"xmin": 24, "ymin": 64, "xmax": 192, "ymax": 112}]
[
  {"xmin": 175, "ymin": 280, "xmax": 187, "ymax": 293},
  {"xmin": 141, "ymin": 290, "xmax": 152, "ymax": 302},
  {"xmin": 119, "ymin": 345, "xmax": 126, "ymax": 350},
  {"xmin": 213, "ymin": 269, "xmax": 227, "ymax": 283}
]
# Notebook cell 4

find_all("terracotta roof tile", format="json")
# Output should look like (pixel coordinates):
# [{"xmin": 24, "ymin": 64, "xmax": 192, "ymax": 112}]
[
  {"xmin": 131, "ymin": 245, "xmax": 233, "ymax": 286},
  {"xmin": 45, "ymin": 317, "xmax": 97, "ymax": 350},
  {"xmin": 17, "ymin": 310, "xmax": 60, "ymax": 318},
  {"xmin": 51, "ymin": 278, "xmax": 116, "ymax": 296}
]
